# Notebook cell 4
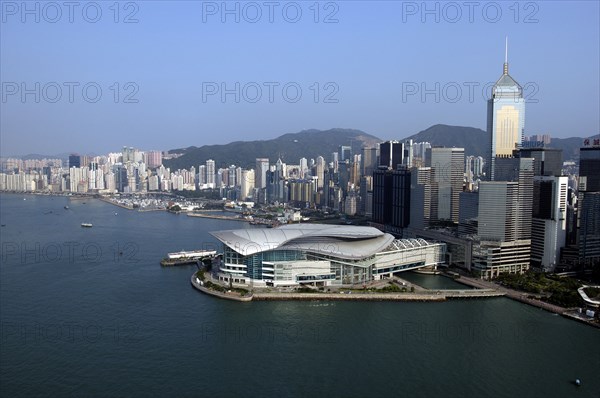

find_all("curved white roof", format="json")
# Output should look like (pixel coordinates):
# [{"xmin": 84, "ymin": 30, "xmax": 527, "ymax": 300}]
[{"xmin": 210, "ymin": 224, "xmax": 395, "ymax": 260}]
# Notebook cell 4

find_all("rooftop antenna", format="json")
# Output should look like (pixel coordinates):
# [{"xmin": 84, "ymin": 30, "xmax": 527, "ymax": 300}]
[{"xmin": 503, "ymin": 36, "xmax": 509, "ymax": 75}]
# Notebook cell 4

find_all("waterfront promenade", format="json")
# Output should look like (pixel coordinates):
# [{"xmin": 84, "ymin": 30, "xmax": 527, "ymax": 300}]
[
  {"xmin": 190, "ymin": 273, "xmax": 505, "ymax": 302},
  {"xmin": 449, "ymin": 273, "xmax": 568, "ymax": 314}
]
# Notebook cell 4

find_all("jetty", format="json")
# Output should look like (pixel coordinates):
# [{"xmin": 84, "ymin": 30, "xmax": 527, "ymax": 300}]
[{"xmin": 160, "ymin": 250, "xmax": 217, "ymax": 266}]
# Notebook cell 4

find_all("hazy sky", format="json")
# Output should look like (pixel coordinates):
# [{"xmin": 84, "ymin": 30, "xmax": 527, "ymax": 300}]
[{"xmin": 1, "ymin": 1, "xmax": 599, "ymax": 156}]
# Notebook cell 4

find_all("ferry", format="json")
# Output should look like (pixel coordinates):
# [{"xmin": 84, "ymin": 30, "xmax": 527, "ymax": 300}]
[{"xmin": 81, "ymin": 223, "xmax": 93, "ymax": 228}]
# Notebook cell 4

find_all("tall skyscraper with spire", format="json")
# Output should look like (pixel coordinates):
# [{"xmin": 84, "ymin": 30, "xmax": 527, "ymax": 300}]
[{"xmin": 487, "ymin": 38, "xmax": 525, "ymax": 180}]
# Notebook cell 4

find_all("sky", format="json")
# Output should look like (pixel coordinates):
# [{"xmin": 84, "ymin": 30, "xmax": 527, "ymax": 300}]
[{"xmin": 1, "ymin": 0, "xmax": 599, "ymax": 156}]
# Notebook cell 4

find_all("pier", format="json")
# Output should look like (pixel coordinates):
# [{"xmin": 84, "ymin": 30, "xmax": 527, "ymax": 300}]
[
  {"xmin": 187, "ymin": 212, "xmax": 247, "ymax": 222},
  {"xmin": 160, "ymin": 250, "xmax": 217, "ymax": 266}
]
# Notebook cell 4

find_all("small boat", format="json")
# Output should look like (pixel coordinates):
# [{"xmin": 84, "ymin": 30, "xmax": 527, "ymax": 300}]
[
  {"xmin": 64, "ymin": 206, "xmax": 69, "ymax": 210},
  {"xmin": 575, "ymin": 379, "xmax": 581, "ymax": 387},
  {"xmin": 81, "ymin": 223, "xmax": 93, "ymax": 228}
]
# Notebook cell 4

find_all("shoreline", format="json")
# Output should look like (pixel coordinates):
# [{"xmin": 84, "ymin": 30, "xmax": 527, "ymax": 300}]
[
  {"xmin": 190, "ymin": 273, "xmax": 505, "ymax": 303},
  {"xmin": 447, "ymin": 272, "xmax": 600, "ymax": 329}
]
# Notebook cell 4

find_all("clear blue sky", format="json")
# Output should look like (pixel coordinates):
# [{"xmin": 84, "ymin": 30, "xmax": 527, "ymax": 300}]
[{"xmin": 1, "ymin": 0, "xmax": 599, "ymax": 156}]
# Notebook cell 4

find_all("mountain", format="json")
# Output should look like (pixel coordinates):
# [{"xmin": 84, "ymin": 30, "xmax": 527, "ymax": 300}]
[
  {"xmin": 164, "ymin": 128, "xmax": 381, "ymax": 170},
  {"xmin": 402, "ymin": 124, "xmax": 596, "ymax": 161},
  {"xmin": 401, "ymin": 124, "xmax": 487, "ymax": 156},
  {"xmin": 551, "ymin": 136, "xmax": 599, "ymax": 161},
  {"xmin": 163, "ymin": 124, "xmax": 596, "ymax": 170}
]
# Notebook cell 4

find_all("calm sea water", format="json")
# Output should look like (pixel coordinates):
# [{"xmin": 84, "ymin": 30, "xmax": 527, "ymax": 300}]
[{"xmin": 1, "ymin": 194, "xmax": 599, "ymax": 398}]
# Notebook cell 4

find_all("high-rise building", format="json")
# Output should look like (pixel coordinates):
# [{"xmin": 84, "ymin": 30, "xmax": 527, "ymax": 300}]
[
  {"xmin": 531, "ymin": 176, "xmax": 568, "ymax": 271},
  {"xmin": 408, "ymin": 167, "xmax": 436, "ymax": 230},
  {"xmin": 372, "ymin": 166, "xmax": 411, "ymax": 233},
  {"xmin": 255, "ymin": 158, "xmax": 269, "ymax": 189},
  {"xmin": 339, "ymin": 145, "xmax": 352, "ymax": 162},
  {"xmin": 68, "ymin": 154, "xmax": 81, "ymax": 169},
  {"xmin": 425, "ymin": 147, "xmax": 464, "ymax": 223},
  {"xmin": 494, "ymin": 157, "xmax": 534, "ymax": 240},
  {"xmin": 205, "ymin": 159, "xmax": 216, "ymax": 188},
  {"xmin": 240, "ymin": 169, "xmax": 255, "ymax": 200},
  {"xmin": 518, "ymin": 148, "xmax": 562, "ymax": 177},
  {"xmin": 578, "ymin": 143, "xmax": 600, "ymax": 266},
  {"xmin": 315, "ymin": 156, "xmax": 325, "ymax": 189},
  {"xmin": 487, "ymin": 39, "xmax": 525, "ymax": 180},
  {"xmin": 379, "ymin": 141, "xmax": 404, "ymax": 170},
  {"xmin": 145, "ymin": 151, "xmax": 163, "ymax": 169},
  {"xmin": 579, "ymin": 145, "xmax": 600, "ymax": 192},
  {"xmin": 361, "ymin": 147, "xmax": 378, "ymax": 178},
  {"xmin": 474, "ymin": 182, "xmax": 531, "ymax": 278}
]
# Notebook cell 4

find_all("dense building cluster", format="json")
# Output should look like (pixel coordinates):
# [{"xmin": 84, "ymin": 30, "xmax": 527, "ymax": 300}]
[{"xmin": 1, "ymin": 52, "xmax": 598, "ymax": 279}]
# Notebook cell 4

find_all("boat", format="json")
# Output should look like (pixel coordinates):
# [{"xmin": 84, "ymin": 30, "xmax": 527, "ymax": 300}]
[
  {"xmin": 81, "ymin": 223, "xmax": 93, "ymax": 228},
  {"xmin": 64, "ymin": 206, "xmax": 69, "ymax": 210}
]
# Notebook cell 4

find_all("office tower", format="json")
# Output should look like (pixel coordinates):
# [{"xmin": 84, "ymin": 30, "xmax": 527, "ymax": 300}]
[
  {"xmin": 372, "ymin": 166, "xmax": 411, "ymax": 233},
  {"xmin": 205, "ymin": 159, "xmax": 216, "ymax": 188},
  {"xmin": 474, "ymin": 182, "xmax": 531, "ymax": 278},
  {"xmin": 578, "ymin": 143, "xmax": 600, "ymax": 265},
  {"xmin": 338, "ymin": 161, "xmax": 350, "ymax": 196},
  {"xmin": 478, "ymin": 182, "xmax": 519, "ymax": 241},
  {"xmin": 114, "ymin": 165, "xmax": 128, "ymax": 192},
  {"xmin": 362, "ymin": 147, "xmax": 378, "ymax": 178},
  {"xmin": 579, "ymin": 145, "xmax": 600, "ymax": 192},
  {"xmin": 531, "ymin": 176, "xmax": 568, "ymax": 271},
  {"xmin": 425, "ymin": 147, "xmax": 465, "ymax": 223},
  {"xmin": 411, "ymin": 142, "xmax": 431, "ymax": 168},
  {"xmin": 299, "ymin": 158, "xmax": 308, "ymax": 178},
  {"xmin": 518, "ymin": 148, "xmax": 562, "ymax": 177},
  {"xmin": 359, "ymin": 175, "xmax": 373, "ymax": 216},
  {"xmin": 240, "ymin": 169, "xmax": 255, "ymax": 200},
  {"xmin": 404, "ymin": 139, "xmax": 413, "ymax": 167},
  {"xmin": 331, "ymin": 152, "xmax": 339, "ymax": 173},
  {"xmin": 409, "ymin": 167, "xmax": 436, "ymax": 230},
  {"xmin": 339, "ymin": 145, "xmax": 352, "ymax": 162},
  {"xmin": 69, "ymin": 154, "xmax": 81, "ymax": 169},
  {"xmin": 487, "ymin": 39, "xmax": 525, "ymax": 180},
  {"xmin": 458, "ymin": 191, "xmax": 479, "ymax": 236},
  {"xmin": 494, "ymin": 157, "xmax": 534, "ymax": 239},
  {"xmin": 379, "ymin": 141, "xmax": 404, "ymax": 170},
  {"xmin": 255, "ymin": 158, "xmax": 269, "ymax": 189},
  {"xmin": 579, "ymin": 192, "xmax": 600, "ymax": 265}
]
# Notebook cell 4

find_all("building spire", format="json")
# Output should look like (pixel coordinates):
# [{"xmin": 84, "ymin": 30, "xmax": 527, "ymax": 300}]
[{"xmin": 503, "ymin": 36, "xmax": 509, "ymax": 75}]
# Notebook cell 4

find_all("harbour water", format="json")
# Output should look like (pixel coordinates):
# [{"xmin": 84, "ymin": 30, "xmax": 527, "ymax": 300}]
[{"xmin": 1, "ymin": 194, "xmax": 599, "ymax": 398}]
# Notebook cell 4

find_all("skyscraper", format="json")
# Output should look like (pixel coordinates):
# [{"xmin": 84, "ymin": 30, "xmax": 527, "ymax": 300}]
[
  {"xmin": 578, "ymin": 143, "xmax": 600, "ymax": 265},
  {"xmin": 425, "ymin": 147, "xmax": 465, "ymax": 223},
  {"xmin": 488, "ymin": 39, "xmax": 525, "ymax": 180},
  {"xmin": 361, "ymin": 147, "xmax": 378, "ymax": 178},
  {"xmin": 372, "ymin": 166, "xmax": 411, "ymax": 233},
  {"xmin": 205, "ymin": 159, "xmax": 216, "ymax": 188},
  {"xmin": 379, "ymin": 141, "xmax": 404, "ymax": 170},
  {"xmin": 339, "ymin": 145, "xmax": 352, "ymax": 162},
  {"xmin": 255, "ymin": 158, "xmax": 270, "ymax": 189}
]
